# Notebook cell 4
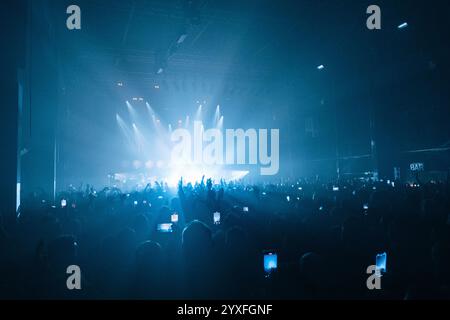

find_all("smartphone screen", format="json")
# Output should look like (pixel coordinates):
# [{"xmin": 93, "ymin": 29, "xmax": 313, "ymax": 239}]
[
  {"xmin": 264, "ymin": 252, "xmax": 278, "ymax": 274},
  {"xmin": 376, "ymin": 252, "xmax": 387, "ymax": 273},
  {"xmin": 171, "ymin": 213, "xmax": 179, "ymax": 223},
  {"xmin": 61, "ymin": 199, "xmax": 67, "ymax": 208},
  {"xmin": 213, "ymin": 212, "xmax": 221, "ymax": 225},
  {"xmin": 243, "ymin": 207, "xmax": 249, "ymax": 212},
  {"xmin": 157, "ymin": 223, "xmax": 173, "ymax": 233}
]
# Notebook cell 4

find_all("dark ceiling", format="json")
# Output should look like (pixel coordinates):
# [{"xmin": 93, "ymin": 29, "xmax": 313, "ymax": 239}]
[{"xmin": 51, "ymin": 0, "xmax": 449, "ymax": 113}]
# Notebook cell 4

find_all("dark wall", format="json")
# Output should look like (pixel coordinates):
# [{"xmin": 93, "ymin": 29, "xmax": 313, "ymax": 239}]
[
  {"xmin": 0, "ymin": 1, "xmax": 27, "ymax": 220},
  {"xmin": 20, "ymin": 0, "xmax": 60, "ymax": 200}
]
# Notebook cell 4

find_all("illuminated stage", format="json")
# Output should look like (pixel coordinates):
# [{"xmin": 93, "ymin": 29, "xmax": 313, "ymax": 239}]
[{"xmin": 109, "ymin": 101, "xmax": 279, "ymax": 189}]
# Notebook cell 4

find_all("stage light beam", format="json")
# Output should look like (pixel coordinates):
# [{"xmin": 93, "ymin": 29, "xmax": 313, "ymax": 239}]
[{"xmin": 195, "ymin": 105, "xmax": 203, "ymax": 120}]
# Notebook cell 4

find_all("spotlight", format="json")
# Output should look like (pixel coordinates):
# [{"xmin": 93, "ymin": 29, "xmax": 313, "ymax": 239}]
[
  {"xmin": 195, "ymin": 105, "xmax": 202, "ymax": 120},
  {"xmin": 217, "ymin": 116, "xmax": 224, "ymax": 129}
]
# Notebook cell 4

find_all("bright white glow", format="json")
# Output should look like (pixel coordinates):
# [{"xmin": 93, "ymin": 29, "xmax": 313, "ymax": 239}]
[
  {"xmin": 156, "ymin": 160, "xmax": 164, "ymax": 168},
  {"xmin": 317, "ymin": 65, "xmax": 325, "ymax": 70},
  {"xmin": 133, "ymin": 160, "xmax": 142, "ymax": 169},
  {"xmin": 166, "ymin": 164, "xmax": 249, "ymax": 187},
  {"xmin": 145, "ymin": 160, "xmax": 154, "ymax": 169},
  {"xmin": 167, "ymin": 167, "xmax": 207, "ymax": 187},
  {"xmin": 171, "ymin": 213, "xmax": 179, "ymax": 223},
  {"xmin": 398, "ymin": 22, "xmax": 408, "ymax": 29},
  {"xmin": 230, "ymin": 170, "xmax": 249, "ymax": 180}
]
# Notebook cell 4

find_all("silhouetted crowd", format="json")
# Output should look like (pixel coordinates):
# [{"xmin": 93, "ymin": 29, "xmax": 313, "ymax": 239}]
[{"xmin": 1, "ymin": 176, "xmax": 450, "ymax": 299}]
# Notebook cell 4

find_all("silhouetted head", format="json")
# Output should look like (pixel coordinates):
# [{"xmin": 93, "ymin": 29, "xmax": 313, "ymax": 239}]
[
  {"xmin": 135, "ymin": 240, "xmax": 163, "ymax": 273},
  {"xmin": 299, "ymin": 252, "xmax": 326, "ymax": 296},
  {"xmin": 182, "ymin": 220, "xmax": 212, "ymax": 257}
]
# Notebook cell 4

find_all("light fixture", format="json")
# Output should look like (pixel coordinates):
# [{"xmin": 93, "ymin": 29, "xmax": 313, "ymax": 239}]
[{"xmin": 177, "ymin": 34, "xmax": 188, "ymax": 44}]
